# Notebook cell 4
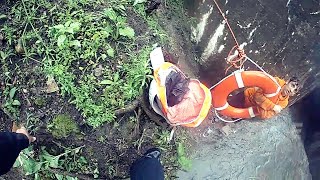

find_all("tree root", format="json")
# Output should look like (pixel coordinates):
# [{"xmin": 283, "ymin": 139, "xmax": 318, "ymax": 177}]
[
  {"xmin": 114, "ymin": 94, "xmax": 169, "ymax": 129},
  {"xmin": 115, "ymin": 99, "xmax": 141, "ymax": 115}
]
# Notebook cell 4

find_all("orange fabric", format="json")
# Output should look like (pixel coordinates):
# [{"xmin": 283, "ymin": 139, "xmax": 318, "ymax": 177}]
[
  {"xmin": 166, "ymin": 81, "xmax": 205, "ymax": 124},
  {"xmin": 244, "ymin": 77, "xmax": 288, "ymax": 119},
  {"xmin": 153, "ymin": 62, "xmax": 212, "ymax": 127}
]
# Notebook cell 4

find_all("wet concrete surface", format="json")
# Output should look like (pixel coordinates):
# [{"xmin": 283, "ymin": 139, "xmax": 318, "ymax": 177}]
[{"xmin": 178, "ymin": 111, "xmax": 311, "ymax": 179}]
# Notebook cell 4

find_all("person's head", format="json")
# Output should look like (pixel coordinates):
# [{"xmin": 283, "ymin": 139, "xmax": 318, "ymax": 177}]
[{"xmin": 281, "ymin": 77, "xmax": 300, "ymax": 96}]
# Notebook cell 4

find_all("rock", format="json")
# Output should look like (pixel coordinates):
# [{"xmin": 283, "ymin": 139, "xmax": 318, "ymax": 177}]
[
  {"xmin": 94, "ymin": 65, "xmax": 104, "ymax": 77},
  {"xmin": 22, "ymin": 89, "xmax": 28, "ymax": 93},
  {"xmin": 220, "ymin": 125, "xmax": 231, "ymax": 136},
  {"xmin": 15, "ymin": 40, "xmax": 24, "ymax": 54},
  {"xmin": 46, "ymin": 76, "xmax": 59, "ymax": 93}
]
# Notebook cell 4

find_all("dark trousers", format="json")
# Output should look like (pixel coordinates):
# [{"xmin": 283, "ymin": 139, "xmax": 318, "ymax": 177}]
[{"xmin": 130, "ymin": 156, "xmax": 164, "ymax": 180}]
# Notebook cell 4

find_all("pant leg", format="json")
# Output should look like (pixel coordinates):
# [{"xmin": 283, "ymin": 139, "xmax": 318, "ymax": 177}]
[
  {"xmin": 130, "ymin": 156, "xmax": 164, "ymax": 180},
  {"xmin": 228, "ymin": 91, "xmax": 245, "ymax": 108}
]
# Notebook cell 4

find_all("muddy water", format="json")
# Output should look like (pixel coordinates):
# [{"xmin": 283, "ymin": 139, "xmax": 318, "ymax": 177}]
[{"xmin": 184, "ymin": 0, "xmax": 320, "ymax": 96}]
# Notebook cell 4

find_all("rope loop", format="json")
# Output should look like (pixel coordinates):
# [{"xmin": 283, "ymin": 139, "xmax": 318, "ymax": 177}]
[{"xmin": 225, "ymin": 46, "xmax": 247, "ymax": 74}]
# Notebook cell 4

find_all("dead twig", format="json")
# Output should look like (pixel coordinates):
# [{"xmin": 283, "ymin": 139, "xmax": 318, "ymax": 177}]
[
  {"xmin": 114, "ymin": 94, "xmax": 169, "ymax": 129},
  {"xmin": 47, "ymin": 168, "xmax": 100, "ymax": 180},
  {"xmin": 132, "ymin": 108, "xmax": 142, "ymax": 136}
]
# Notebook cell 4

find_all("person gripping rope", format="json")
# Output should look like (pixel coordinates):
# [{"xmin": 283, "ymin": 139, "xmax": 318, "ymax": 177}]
[{"xmin": 244, "ymin": 77, "xmax": 300, "ymax": 119}]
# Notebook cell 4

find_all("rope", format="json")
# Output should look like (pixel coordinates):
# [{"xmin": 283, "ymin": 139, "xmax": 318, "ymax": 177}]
[
  {"xmin": 210, "ymin": 0, "xmax": 281, "ymax": 123},
  {"xmin": 225, "ymin": 45, "xmax": 247, "ymax": 74},
  {"xmin": 214, "ymin": 109, "xmax": 242, "ymax": 123},
  {"xmin": 212, "ymin": 0, "xmax": 247, "ymax": 74},
  {"xmin": 212, "ymin": 0, "xmax": 240, "ymax": 47}
]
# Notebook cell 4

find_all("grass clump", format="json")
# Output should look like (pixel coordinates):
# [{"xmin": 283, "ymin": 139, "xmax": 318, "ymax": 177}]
[
  {"xmin": 177, "ymin": 142, "xmax": 192, "ymax": 171},
  {"xmin": 48, "ymin": 114, "xmax": 79, "ymax": 139}
]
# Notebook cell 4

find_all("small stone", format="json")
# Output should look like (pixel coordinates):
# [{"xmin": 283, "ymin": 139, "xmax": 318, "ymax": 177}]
[
  {"xmin": 221, "ymin": 125, "xmax": 232, "ymax": 136},
  {"xmin": 94, "ymin": 65, "xmax": 104, "ymax": 77},
  {"xmin": 22, "ymin": 89, "xmax": 28, "ymax": 93},
  {"xmin": 46, "ymin": 76, "xmax": 59, "ymax": 93},
  {"xmin": 15, "ymin": 41, "xmax": 24, "ymax": 54}
]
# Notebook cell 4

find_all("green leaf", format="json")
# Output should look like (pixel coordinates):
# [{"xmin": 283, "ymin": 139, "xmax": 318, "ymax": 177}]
[
  {"xmin": 101, "ymin": 54, "xmax": 107, "ymax": 60},
  {"xmin": 57, "ymin": 35, "xmax": 67, "ymax": 47},
  {"xmin": 21, "ymin": 156, "xmax": 42, "ymax": 175},
  {"xmin": 100, "ymin": 80, "xmax": 113, "ymax": 85},
  {"xmin": 107, "ymin": 48, "xmax": 115, "ymax": 58},
  {"xmin": 0, "ymin": 51, "xmax": 5, "ymax": 59},
  {"xmin": 66, "ymin": 22, "xmax": 81, "ymax": 34},
  {"xmin": 9, "ymin": 87, "xmax": 17, "ymax": 99},
  {"xmin": 41, "ymin": 150, "xmax": 61, "ymax": 168},
  {"xmin": 69, "ymin": 40, "xmax": 81, "ymax": 47},
  {"xmin": 64, "ymin": 21, "xmax": 72, "ymax": 28},
  {"xmin": 53, "ymin": 24, "xmax": 64, "ymax": 30},
  {"xmin": 55, "ymin": 174, "xmax": 64, "ymax": 180},
  {"xmin": 177, "ymin": 142, "xmax": 192, "ymax": 170},
  {"xmin": 93, "ymin": 168, "xmax": 99, "ymax": 178},
  {"xmin": 0, "ymin": 14, "xmax": 7, "ymax": 20},
  {"xmin": 133, "ymin": 0, "xmax": 147, "ymax": 6},
  {"xmin": 66, "ymin": 176, "xmax": 78, "ymax": 180},
  {"xmin": 12, "ymin": 100, "xmax": 21, "ymax": 106},
  {"xmin": 114, "ymin": 73, "xmax": 119, "ymax": 82},
  {"xmin": 13, "ymin": 157, "xmax": 21, "ymax": 167},
  {"xmin": 119, "ymin": 27, "xmax": 135, "ymax": 39},
  {"xmin": 104, "ymin": 8, "xmax": 117, "ymax": 21}
]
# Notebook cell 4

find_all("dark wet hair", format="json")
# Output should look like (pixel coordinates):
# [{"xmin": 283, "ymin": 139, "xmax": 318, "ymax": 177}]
[
  {"xmin": 289, "ymin": 76, "xmax": 299, "ymax": 83},
  {"xmin": 288, "ymin": 76, "xmax": 301, "ymax": 93}
]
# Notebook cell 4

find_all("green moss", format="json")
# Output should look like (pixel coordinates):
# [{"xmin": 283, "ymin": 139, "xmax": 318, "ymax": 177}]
[
  {"xmin": 34, "ymin": 97, "xmax": 46, "ymax": 107},
  {"xmin": 48, "ymin": 114, "xmax": 79, "ymax": 139}
]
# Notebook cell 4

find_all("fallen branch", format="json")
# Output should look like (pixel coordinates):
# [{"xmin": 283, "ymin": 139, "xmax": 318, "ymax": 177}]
[
  {"xmin": 140, "ymin": 93, "xmax": 169, "ymax": 129},
  {"xmin": 115, "ymin": 98, "xmax": 141, "ymax": 115},
  {"xmin": 114, "ymin": 94, "xmax": 169, "ymax": 129},
  {"xmin": 48, "ymin": 168, "xmax": 101, "ymax": 180}
]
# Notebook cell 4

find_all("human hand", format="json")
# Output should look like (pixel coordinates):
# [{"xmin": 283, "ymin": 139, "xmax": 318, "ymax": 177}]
[
  {"xmin": 273, "ymin": 105, "xmax": 282, "ymax": 113},
  {"xmin": 16, "ymin": 126, "xmax": 36, "ymax": 144}
]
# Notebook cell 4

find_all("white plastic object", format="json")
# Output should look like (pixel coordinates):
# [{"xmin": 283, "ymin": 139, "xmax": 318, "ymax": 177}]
[
  {"xmin": 150, "ymin": 47, "xmax": 165, "ymax": 70},
  {"xmin": 149, "ymin": 80, "xmax": 166, "ymax": 117}
]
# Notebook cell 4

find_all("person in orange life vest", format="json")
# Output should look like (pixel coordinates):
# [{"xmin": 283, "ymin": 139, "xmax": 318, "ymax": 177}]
[{"xmin": 244, "ymin": 77, "xmax": 300, "ymax": 119}]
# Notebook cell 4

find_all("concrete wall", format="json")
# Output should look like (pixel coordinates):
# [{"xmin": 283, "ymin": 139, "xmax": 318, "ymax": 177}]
[{"xmin": 186, "ymin": 0, "xmax": 320, "ymax": 103}]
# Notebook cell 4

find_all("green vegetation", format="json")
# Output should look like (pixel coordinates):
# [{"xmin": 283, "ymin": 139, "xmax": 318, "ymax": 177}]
[
  {"xmin": 1, "ymin": 0, "xmax": 194, "ymax": 178},
  {"xmin": 48, "ymin": 114, "xmax": 79, "ymax": 139},
  {"xmin": 14, "ymin": 146, "xmax": 99, "ymax": 180},
  {"xmin": 0, "ymin": 0, "xmax": 153, "ymax": 128},
  {"xmin": 177, "ymin": 142, "xmax": 192, "ymax": 170},
  {"xmin": 1, "ymin": 86, "xmax": 21, "ymax": 119}
]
